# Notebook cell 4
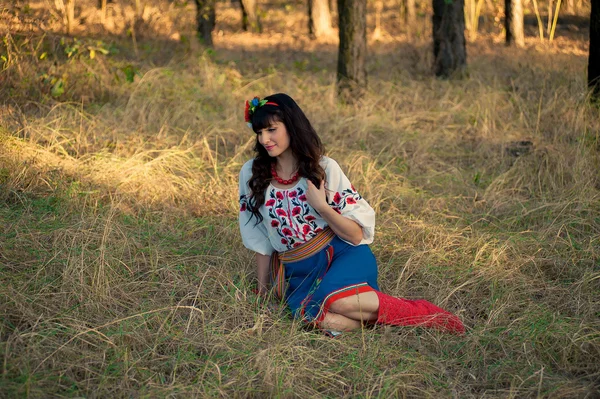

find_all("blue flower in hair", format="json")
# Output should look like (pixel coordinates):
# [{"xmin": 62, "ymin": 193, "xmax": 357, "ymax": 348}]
[{"xmin": 251, "ymin": 98, "xmax": 260, "ymax": 107}]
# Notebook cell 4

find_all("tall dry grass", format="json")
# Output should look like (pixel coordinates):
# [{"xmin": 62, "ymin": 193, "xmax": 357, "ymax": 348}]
[{"xmin": 1, "ymin": 0, "xmax": 599, "ymax": 397}]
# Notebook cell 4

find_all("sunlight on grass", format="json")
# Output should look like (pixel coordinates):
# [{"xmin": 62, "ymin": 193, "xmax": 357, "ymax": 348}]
[{"xmin": 1, "ymin": 0, "xmax": 599, "ymax": 397}]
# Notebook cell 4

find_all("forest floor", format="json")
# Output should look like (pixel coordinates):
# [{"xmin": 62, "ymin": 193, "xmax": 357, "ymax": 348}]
[{"xmin": 1, "ymin": 0, "xmax": 599, "ymax": 397}]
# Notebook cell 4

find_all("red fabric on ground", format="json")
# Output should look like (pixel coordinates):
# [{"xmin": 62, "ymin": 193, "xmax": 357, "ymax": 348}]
[{"xmin": 375, "ymin": 291, "xmax": 465, "ymax": 335}]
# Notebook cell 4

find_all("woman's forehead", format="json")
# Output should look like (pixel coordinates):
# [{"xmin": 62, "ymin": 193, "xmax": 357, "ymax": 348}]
[{"xmin": 258, "ymin": 120, "xmax": 283, "ymax": 130}]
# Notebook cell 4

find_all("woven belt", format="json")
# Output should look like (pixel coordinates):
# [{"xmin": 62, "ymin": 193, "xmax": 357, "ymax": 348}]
[{"xmin": 270, "ymin": 227, "xmax": 336, "ymax": 298}]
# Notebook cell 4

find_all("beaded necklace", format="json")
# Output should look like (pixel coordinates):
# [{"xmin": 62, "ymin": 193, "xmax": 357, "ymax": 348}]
[{"xmin": 271, "ymin": 163, "xmax": 300, "ymax": 185}]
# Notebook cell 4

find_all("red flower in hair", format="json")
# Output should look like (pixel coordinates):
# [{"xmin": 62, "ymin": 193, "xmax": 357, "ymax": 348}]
[{"xmin": 244, "ymin": 100, "xmax": 251, "ymax": 122}]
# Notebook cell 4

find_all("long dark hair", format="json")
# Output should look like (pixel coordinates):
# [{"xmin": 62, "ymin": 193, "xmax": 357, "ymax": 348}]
[{"xmin": 247, "ymin": 93, "xmax": 325, "ymax": 223}]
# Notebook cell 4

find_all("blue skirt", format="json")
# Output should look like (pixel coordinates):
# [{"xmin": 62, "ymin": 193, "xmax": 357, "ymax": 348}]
[{"xmin": 270, "ymin": 229, "xmax": 379, "ymax": 323}]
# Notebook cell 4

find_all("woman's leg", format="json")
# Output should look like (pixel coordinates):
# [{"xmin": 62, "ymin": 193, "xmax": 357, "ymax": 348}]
[
  {"xmin": 329, "ymin": 290, "xmax": 465, "ymax": 334},
  {"xmin": 319, "ymin": 311, "xmax": 363, "ymax": 331},
  {"xmin": 328, "ymin": 291, "xmax": 380, "ymax": 322},
  {"xmin": 375, "ymin": 291, "xmax": 465, "ymax": 334}
]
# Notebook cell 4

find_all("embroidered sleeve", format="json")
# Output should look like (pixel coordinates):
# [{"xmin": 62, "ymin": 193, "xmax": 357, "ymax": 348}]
[
  {"xmin": 323, "ymin": 157, "xmax": 375, "ymax": 245},
  {"xmin": 239, "ymin": 161, "xmax": 275, "ymax": 255}
]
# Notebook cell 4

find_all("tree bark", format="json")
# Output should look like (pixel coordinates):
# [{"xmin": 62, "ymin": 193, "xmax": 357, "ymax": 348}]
[
  {"xmin": 308, "ymin": 0, "xmax": 334, "ymax": 38},
  {"xmin": 432, "ymin": 0, "xmax": 466, "ymax": 78},
  {"xmin": 589, "ymin": 0, "xmax": 600, "ymax": 101},
  {"xmin": 99, "ymin": 0, "xmax": 107, "ymax": 24},
  {"xmin": 240, "ymin": 0, "xmax": 261, "ymax": 33},
  {"xmin": 337, "ymin": 0, "xmax": 367, "ymax": 97},
  {"xmin": 194, "ymin": 0, "xmax": 216, "ymax": 46},
  {"xmin": 406, "ymin": 0, "xmax": 416, "ymax": 37},
  {"xmin": 547, "ymin": 0, "xmax": 554, "ymax": 36},
  {"xmin": 65, "ymin": 0, "xmax": 75, "ymax": 35},
  {"xmin": 240, "ymin": 0, "xmax": 248, "ymax": 31},
  {"xmin": 505, "ymin": 0, "xmax": 524, "ymax": 47}
]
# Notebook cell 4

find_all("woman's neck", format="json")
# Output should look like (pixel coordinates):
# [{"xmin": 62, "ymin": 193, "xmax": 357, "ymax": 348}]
[{"xmin": 275, "ymin": 152, "xmax": 297, "ymax": 176}]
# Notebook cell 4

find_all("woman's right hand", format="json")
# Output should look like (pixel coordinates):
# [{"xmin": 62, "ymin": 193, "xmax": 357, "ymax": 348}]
[{"xmin": 306, "ymin": 179, "xmax": 329, "ymax": 213}]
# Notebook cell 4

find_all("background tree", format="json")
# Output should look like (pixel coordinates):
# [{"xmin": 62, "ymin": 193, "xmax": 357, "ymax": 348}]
[
  {"xmin": 57, "ymin": 0, "xmax": 76, "ymax": 35},
  {"xmin": 432, "ymin": 0, "xmax": 466, "ymax": 78},
  {"xmin": 405, "ymin": 0, "xmax": 416, "ymax": 38},
  {"xmin": 336, "ymin": 0, "xmax": 367, "ymax": 97},
  {"xmin": 240, "ymin": 0, "xmax": 261, "ymax": 33},
  {"xmin": 308, "ymin": 0, "xmax": 334, "ymax": 38},
  {"xmin": 589, "ymin": 0, "xmax": 600, "ymax": 101},
  {"xmin": 194, "ymin": 0, "xmax": 216, "ymax": 46},
  {"xmin": 505, "ymin": 0, "xmax": 525, "ymax": 47}
]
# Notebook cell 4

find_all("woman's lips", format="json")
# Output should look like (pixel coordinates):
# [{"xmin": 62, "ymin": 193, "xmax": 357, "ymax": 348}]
[{"xmin": 265, "ymin": 145, "xmax": 275, "ymax": 151}]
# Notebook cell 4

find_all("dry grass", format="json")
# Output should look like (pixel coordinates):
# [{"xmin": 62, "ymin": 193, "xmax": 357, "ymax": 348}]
[{"xmin": 1, "ymin": 0, "xmax": 599, "ymax": 397}]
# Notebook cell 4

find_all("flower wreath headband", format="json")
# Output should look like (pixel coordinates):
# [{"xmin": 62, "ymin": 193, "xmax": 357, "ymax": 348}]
[{"xmin": 244, "ymin": 96, "xmax": 278, "ymax": 128}]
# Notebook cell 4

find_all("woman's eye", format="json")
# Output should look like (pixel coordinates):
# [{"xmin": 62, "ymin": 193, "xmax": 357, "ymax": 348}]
[{"xmin": 268, "ymin": 128, "xmax": 276, "ymax": 132}]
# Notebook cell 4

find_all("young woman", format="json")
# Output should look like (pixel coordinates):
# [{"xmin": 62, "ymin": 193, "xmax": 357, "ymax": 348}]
[{"xmin": 239, "ymin": 93, "xmax": 465, "ymax": 335}]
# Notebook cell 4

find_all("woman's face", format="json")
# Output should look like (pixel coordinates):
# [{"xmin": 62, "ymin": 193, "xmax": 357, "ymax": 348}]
[{"xmin": 256, "ymin": 120, "xmax": 291, "ymax": 158}]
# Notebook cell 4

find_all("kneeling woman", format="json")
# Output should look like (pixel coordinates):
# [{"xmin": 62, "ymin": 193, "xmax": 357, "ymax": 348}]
[{"xmin": 238, "ymin": 93, "xmax": 465, "ymax": 335}]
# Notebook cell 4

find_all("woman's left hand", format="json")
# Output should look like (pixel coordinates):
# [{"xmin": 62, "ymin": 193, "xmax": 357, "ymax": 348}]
[{"xmin": 306, "ymin": 180, "xmax": 329, "ymax": 213}]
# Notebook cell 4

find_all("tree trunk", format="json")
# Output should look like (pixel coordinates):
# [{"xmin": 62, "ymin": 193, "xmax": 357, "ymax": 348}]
[
  {"xmin": 309, "ymin": 0, "xmax": 334, "ymax": 38},
  {"xmin": 337, "ymin": 0, "xmax": 367, "ymax": 98},
  {"xmin": 240, "ymin": 0, "xmax": 248, "ymax": 31},
  {"xmin": 194, "ymin": 0, "xmax": 216, "ymax": 46},
  {"xmin": 373, "ymin": 0, "xmax": 383, "ymax": 39},
  {"xmin": 432, "ymin": 0, "xmax": 466, "ymax": 78},
  {"xmin": 547, "ymin": 0, "xmax": 553, "ymax": 36},
  {"xmin": 65, "ymin": 0, "xmax": 75, "ymax": 35},
  {"xmin": 589, "ymin": 0, "xmax": 600, "ymax": 101},
  {"xmin": 240, "ymin": 0, "xmax": 261, "ymax": 33},
  {"xmin": 99, "ymin": 0, "xmax": 107, "ymax": 24},
  {"xmin": 505, "ymin": 0, "xmax": 524, "ymax": 47},
  {"xmin": 406, "ymin": 0, "xmax": 416, "ymax": 37}
]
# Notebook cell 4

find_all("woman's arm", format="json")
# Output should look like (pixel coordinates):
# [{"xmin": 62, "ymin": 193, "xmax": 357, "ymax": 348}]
[
  {"xmin": 255, "ymin": 253, "xmax": 271, "ymax": 294},
  {"xmin": 306, "ymin": 180, "xmax": 363, "ymax": 245}
]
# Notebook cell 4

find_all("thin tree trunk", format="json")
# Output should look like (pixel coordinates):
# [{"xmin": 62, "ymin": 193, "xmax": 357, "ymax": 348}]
[
  {"xmin": 65, "ymin": 0, "xmax": 75, "ymax": 35},
  {"xmin": 99, "ymin": 0, "xmax": 107, "ymax": 24},
  {"xmin": 373, "ymin": 0, "xmax": 383, "ymax": 39},
  {"xmin": 240, "ymin": 0, "xmax": 248, "ymax": 31},
  {"xmin": 240, "ymin": 0, "xmax": 261, "ymax": 33},
  {"xmin": 547, "ymin": 0, "xmax": 553, "ymax": 36},
  {"xmin": 337, "ymin": 0, "xmax": 367, "ymax": 98},
  {"xmin": 589, "ymin": 0, "xmax": 600, "ymax": 101},
  {"xmin": 432, "ymin": 0, "xmax": 466, "ymax": 78},
  {"xmin": 194, "ymin": 0, "xmax": 216, "ymax": 46},
  {"xmin": 309, "ymin": 0, "xmax": 334, "ymax": 38},
  {"xmin": 505, "ymin": 0, "xmax": 525, "ymax": 47},
  {"xmin": 406, "ymin": 0, "xmax": 416, "ymax": 37}
]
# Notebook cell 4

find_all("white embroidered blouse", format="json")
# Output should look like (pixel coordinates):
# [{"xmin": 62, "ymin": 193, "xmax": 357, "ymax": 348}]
[{"xmin": 239, "ymin": 156, "xmax": 375, "ymax": 255}]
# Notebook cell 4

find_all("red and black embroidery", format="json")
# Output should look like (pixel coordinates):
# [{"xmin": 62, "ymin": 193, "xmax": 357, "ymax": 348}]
[
  {"xmin": 329, "ymin": 187, "xmax": 362, "ymax": 213},
  {"xmin": 264, "ymin": 186, "xmax": 324, "ymax": 250}
]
